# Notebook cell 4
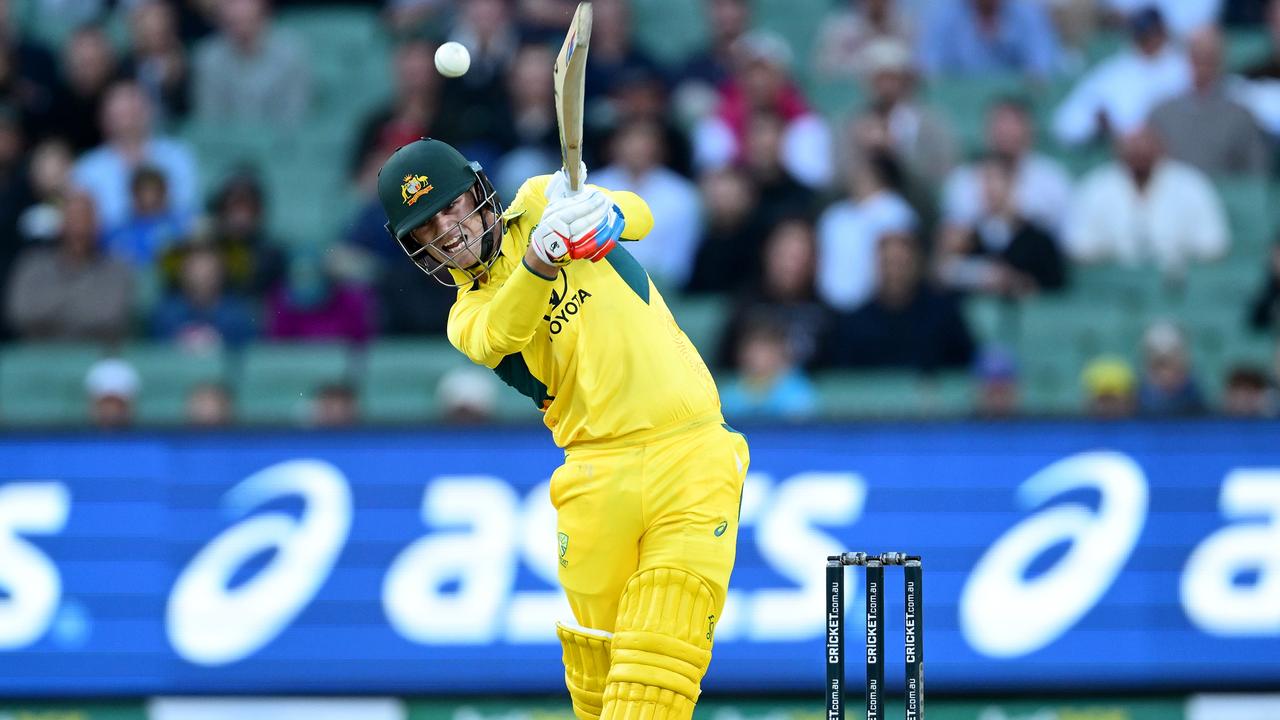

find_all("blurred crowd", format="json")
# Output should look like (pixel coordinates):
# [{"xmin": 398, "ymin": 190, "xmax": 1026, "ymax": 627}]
[{"xmin": 2, "ymin": 0, "xmax": 1280, "ymax": 427}]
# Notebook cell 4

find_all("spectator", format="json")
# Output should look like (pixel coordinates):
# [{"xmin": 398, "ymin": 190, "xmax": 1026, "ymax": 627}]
[
  {"xmin": 266, "ymin": 251, "xmax": 376, "ymax": 344},
  {"xmin": 941, "ymin": 97, "xmax": 1073, "ymax": 234},
  {"xmin": 85, "ymin": 357, "xmax": 139, "ymax": 430},
  {"xmin": 383, "ymin": 0, "xmax": 451, "ymax": 36},
  {"xmin": 123, "ymin": 0, "xmax": 192, "ymax": 125},
  {"xmin": 1064, "ymin": 125, "xmax": 1227, "ymax": 275},
  {"xmin": 1248, "ymin": 240, "xmax": 1280, "ymax": 332},
  {"xmin": 311, "ymin": 382, "xmax": 358, "ymax": 427},
  {"xmin": 71, "ymin": 81, "xmax": 199, "ymax": 231},
  {"xmin": 1052, "ymin": 7, "xmax": 1190, "ymax": 146},
  {"xmin": 583, "ymin": 0, "xmax": 661, "ymax": 103},
  {"xmin": 493, "ymin": 42, "xmax": 560, "ymax": 200},
  {"xmin": 918, "ymin": 0, "xmax": 1060, "ymax": 78},
  {"xmin": 815, "ymin": 0, "xmax": 916, "ymax": 79},
  {"xmin": 516, "ymin": 0, "xmax": 581, "ymax": 42},
  {"xmin": 1244, "ymin": 0, "xmax": 1280, "ymax": 80},
  {"xmin": 187, "ymin": 381, "xmax": 234, "ymax": 427},
  {"xmin": 1082, "ymin": 355, "xmax": 1138, "ymax": 418},
  {"xmin": 718, "ymin": 216, "xmax": 832, "ymax": 371},
  {"xmin": 817, "ymin": 152, "xmax": 917, "ymax": 311},
  {"xmin": 1048, "ymin": 0, "xmax": 1100, "ymax": 65},
  {"xmin": 720, "ymin": 318, "xmax": 818, "ymax": 422},
  {"xmin": 16, "ymin": 138, "xmax": 73, "ymax": 244},
  {"xmin": 1100, "ymin": 0, "xmax": 1222, "ymax": 37},
  {"xmin": 1222, "ymin": 0, "xmax": 1269, "ymax": 25},
  {"xmin": 193, "ymin": 0, "xmax": 310, "ymax": 126},
  {"xmin": 352, "ymin": 39, "xmax": 454, "ymax": 186},
  {"xmin": 1221, "ymin": 365, "xmax": 1276, "ymax": 417},
  {"xmin": 1137, "ymin": 320, "xmax": 1206, "ymax": 415},
  {"xmin": 592, "ymin": 65, "xmax": 693, "ymax": 177},
  {"xmin": 160, "ymin": 170, "xmax": 284, "ymax": 294},
  {"xmin": 1149, "ymin": 26, "xmax": 1271, "ymax": 176},
  {"xmin": 693, "ymin": 31, "xmax": 834, "ymax": 188},
  {"xmin": 5, "ymin": 192, "xmax": 133, "ymax": 343},
  {"xmin": 438, "ymin": 366, "xmax": 499, "ymax": 424},
  {"xmin": 844, "ymin": 38, "xmax": 957, "ymax": 190},
  {"xmin": 680, "ymin": 0, "xmax": 752, "ymax": 86},
  {"xmin": 447, "ymin": 0, "xmax": 519, "ymax": 88},
  {"xmin": 686, "ymin": 166, "xmax": 763, "ymax": 295},
  {"xmin": 440, "ymin": 0, "xmax": 520, "ymax": 166},
  {"xmin": 0, "ymin": 106, "xmax": 32, "ymax": 294},
  {"xmin": 344, "ymin": 211, "xmax": 455, "ymax": 337},
  {"xmin": 151, "ymin": 243, "xmax": 257, "ymax": 350},
  {"xmin": 0, "ymin": 0, "xmax": 61, "ymax": 141},
  {"xmin": 936, "ymin": 154, "xmax": 1067, "ymax": 297},
  {"xmin": 737, "ymin": 111, "xmax": 815, "ymax": 227},
  {"xmin": 825, "ymin": 231, "xmax": 976, "ymax": 371},
  {"xmin": 105, "ymin": 166, "xmax": 192, "ymax": 267},
  {"xmin": 47, "ymin": 24, "xmax": 119, "ymax": 153},
  {"xmin": 1237, "ymin": 0, "xmax": 1280, "ymax": 135},
  {"xmin": 592, "ymin": 118, "xmax": 701, "ymax": 290},
  {"xmin": 974, "ymin": 346, "xmax": 1019, "ymax": 418}
]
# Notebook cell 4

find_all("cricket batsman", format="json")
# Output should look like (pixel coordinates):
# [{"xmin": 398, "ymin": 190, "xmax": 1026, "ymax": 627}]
[{"xmin": 377, "ymin": 138, "xmax": 749, "ymax": 720}]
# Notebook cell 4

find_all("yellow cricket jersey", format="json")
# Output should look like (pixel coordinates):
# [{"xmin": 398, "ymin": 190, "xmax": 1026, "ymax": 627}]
[{"xmin": 445, "ymin": 175, "xmax": 722, "ymax": 448}]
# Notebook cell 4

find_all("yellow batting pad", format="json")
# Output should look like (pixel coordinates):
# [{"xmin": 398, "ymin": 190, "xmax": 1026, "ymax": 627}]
[
  {"xmin": 557, "ymin": 622, "xmax": 613, "ymax": 720},
  {"xmin": 602, "ymin": 568, "xmax": 716, "ymax": 720}
]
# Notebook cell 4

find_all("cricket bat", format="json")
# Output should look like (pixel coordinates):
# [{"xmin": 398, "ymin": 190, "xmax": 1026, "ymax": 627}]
[{"xmin": 553, "ymin": 2, "xmax": 592, "ymax": 192}]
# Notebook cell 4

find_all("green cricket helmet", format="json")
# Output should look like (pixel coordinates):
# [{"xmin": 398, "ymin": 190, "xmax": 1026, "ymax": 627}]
[{"xmin": 377, "ymin": 138, "xmax": 505, "ymax": 287}]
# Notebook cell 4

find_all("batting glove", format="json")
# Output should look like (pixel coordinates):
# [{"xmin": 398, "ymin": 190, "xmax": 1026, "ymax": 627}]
[
  {"xmin": 559, "ymin": 189, "xmax": 625, "ymax": 262},
  {"xmin": 529, "ymin": 204, "xmax": 574, "ymax": 267},
  {"xmin": 545, "ymin": 162, "xmax": 590, "ymax": 201}
]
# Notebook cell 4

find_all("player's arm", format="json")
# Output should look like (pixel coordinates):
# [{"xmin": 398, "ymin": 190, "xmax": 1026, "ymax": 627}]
[
  {"xmin": 447, "ymin": 262, "xmax": 555, "ymax": 368},
  {"xmin": 447, "ymin": 183, "xmax": 610, "ymax": 367},
  {"xmin": 597, "ymin": 188, "xmax": 653, "ymax": 242}
]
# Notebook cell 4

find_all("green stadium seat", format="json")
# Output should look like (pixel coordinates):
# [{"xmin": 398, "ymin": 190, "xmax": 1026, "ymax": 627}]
[
  {"xmin": 754, "ymin": 0, "xmax": 832, "ymax": 86},
  {"xmin": 923, "ymin": 75, "xmax": 1030, "ymax": 156},
  {"xmin": 1069, "ymin": 265, "xmax": 1173, "ymax": 314},
  {"xmin": 492, "ymin": 387, "xmax": 544, "ymax": 423},
  {"xmin": 922, "ymin": 372, "xmax": 977, "ymax": 417},
  {"xmin": 1215, "ymin": 178, "xmax": 1273, "ymax": 254},
  {"xmin": 962, "ymin": 295, "xmax": 1018, "ymax": 347},
  {"xmin": 1181, "ymin": 260, "xmax": 1261, "ymax": 310},
  {"xmin": 1226, "ymin": 28, "xmax": 1271, "ymax": 71},
  {"xmin": 1084, "ymin": 30, "xmax": 1126, "ymax": 64},
  {"xmin": 0, "ymin": 344, "xmax": 103, "ymax": 426},
  {"xmin": 814, "ymin": 370, "xmax": 927, "ymax": 419},
  {"xmin": 1017, "ymin": 296, "xmax": 1139, "ymax": 361},
  {"xmin": 667, "ymin": 295, "xmax": 730, "ymax": 360},
  {"xmin": 121, "ymin": 344, "xmax": 228, "ymax": 426},
  {"xmin": 1019, "ymin": 352, "xmax": 1084, "ymax": 416},
  {"xmin": 237, "ymin": 342, "xmax": 353, "ymax": 424},
  {"xmin": 807, "ymin": 77, "xmax": 866, "ymax": 120},
  {"xmin": 278, "ymin": 6, "xmax": 391, "ymax": 124},
  {"xmin": 360, "ymin": 338, "xmax": 471, "ymax": 423},
  {"xmin": 633, "ymin": 0, "xmax": 708, "ymax": 67}
]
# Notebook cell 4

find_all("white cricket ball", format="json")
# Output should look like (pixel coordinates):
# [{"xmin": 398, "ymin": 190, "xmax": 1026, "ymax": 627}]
[{"xmin": 435, "ymin": 42, "xmax": 471, "ymax": 78}]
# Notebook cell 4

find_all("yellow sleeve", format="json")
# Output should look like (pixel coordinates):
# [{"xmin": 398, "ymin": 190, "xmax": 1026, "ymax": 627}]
[
  {"xmin": 446, "ymin": 260, "xmax": 555, "ymax": 368},
  {"xmin": 512, "ymin": 175, "xmax": 653, "ymax": 242},
  {"xmin": 603, "ymin": 189, "xmax": 654, "ymax": 241}
]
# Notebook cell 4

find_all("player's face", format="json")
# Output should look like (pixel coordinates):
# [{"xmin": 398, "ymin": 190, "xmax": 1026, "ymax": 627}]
[{"xmin": 411, "ymin": 190, "xmax": 488, "ymax": 269}]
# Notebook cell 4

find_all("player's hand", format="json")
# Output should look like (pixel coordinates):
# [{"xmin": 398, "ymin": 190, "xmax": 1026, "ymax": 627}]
[
  {"xmin": 529, "ymin": 202, "xmax": 574, "ymax": 267},
  {"xmin": 557, "ymin": 188, "xmax": 623, "ymax": 262},
  {"xmin": 545, "ymin": 162, "xmax": 589, "ymax": 201}
]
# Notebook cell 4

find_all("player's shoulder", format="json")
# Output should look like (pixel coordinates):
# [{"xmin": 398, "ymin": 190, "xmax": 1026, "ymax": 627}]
[{"xmin": 503, "ymin": 175, "xmax": 554, "ymax": 221}]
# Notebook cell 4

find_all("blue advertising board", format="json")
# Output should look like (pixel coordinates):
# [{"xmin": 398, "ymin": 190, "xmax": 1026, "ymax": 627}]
[{"xmin": 0, "ymin": 421, "xmax": 1278, "ymax": 696}]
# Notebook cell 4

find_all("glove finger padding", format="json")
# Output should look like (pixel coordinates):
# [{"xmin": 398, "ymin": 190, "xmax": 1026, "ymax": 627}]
[
  {"xmin": 530, "ymin": 211, "xmax": 573, "ymax": 266},
  {"xmin": 545, "ymin": 162, "xmax": 590, "ymax": 201},
  {"xmin": 569, "ymin": 201, "xmax": 624, "ymax": 262}
]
